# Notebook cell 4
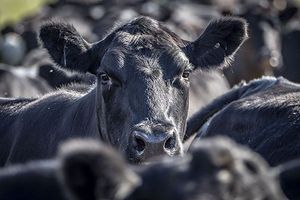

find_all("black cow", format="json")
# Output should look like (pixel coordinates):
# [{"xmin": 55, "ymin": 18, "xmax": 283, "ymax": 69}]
[
  {"xmin": 0, "ymin": 140, "xmax": 140, "ymax": 200},
  {"xmin": 0, "ymin": 16, "xmax": 247, "ymax": 165},
  {"xmin": 223, "ymin": 2, "xmax": 282, "ymax": 86},
  {"xmin": 126, "ymin": 137, "xmax": 287, "ymax": 200},
  {"xmin": 0, "ymin": 160, "xmax": 65, "ymax": 200},
  {"xmin": 0, "ymin": 137, "xmax": 292, "ymax": 200},
  {"xmin": 186, "ymin": 76, "xmax": 300, "ymax": 167}
]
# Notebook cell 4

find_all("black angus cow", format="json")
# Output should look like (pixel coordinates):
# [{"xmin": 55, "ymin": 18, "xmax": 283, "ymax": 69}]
[
  {"xmin": 0, "ymin": 16, "xmax": 248, "ymax": 165},
  {"xmin": 1, "ymin": 137, "xmax": 294, "ymax": 200},
  {"xmin": 186, "ymin": 76, "xmax": 300, "ymax": 168},
  {"xmin": 126, "ymin": 137, "xmax": 287, "ymax": 200}
]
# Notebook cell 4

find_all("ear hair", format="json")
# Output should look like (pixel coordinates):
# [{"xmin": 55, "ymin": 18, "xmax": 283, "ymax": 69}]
[
  {"xmin": 185, "ymin": 17, "xmax": 248, "ymax": 69},
  {"xmin": 39, "ymin": 21, "xmax": 101, "ymax": 74}
]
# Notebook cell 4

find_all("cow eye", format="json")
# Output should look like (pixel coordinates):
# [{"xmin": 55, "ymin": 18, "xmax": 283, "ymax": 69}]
[
  {"xmin": 100, "ymin": 73, "xmax": 110, "ymax": 84},
  {"xmin": 182, "ymin": 70, "xmax": 190, "ymax": 79}
]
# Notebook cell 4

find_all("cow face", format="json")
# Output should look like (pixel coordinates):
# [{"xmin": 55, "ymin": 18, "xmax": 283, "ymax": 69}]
[{"xmin": 40, "ymin": 16, "xmax": 247, "ymax": 163}]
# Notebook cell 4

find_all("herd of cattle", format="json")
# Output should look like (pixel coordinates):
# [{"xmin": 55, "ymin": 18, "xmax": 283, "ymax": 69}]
[{"xmin": 0, "ymin": 0, "xmax": 300, "ymax": 200}]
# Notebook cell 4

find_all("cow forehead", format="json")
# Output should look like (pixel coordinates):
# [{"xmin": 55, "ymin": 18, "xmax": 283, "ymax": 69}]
[
  {"xmin": 103, "ymin": 43, "xmax": 190, "ymax": 75},
  {"xmin": 111, "ymin": 31, "xmax": 179, "ymax": 52}
]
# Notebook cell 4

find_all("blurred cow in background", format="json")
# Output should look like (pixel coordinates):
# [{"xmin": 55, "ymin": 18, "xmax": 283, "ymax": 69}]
[
  {"xmin": 1, "ymin": 137, "xmax": 297, "ymax": 200},
  {"xmin": 221, "ymin": 0, "xmax": 283, "ymax": 86}
]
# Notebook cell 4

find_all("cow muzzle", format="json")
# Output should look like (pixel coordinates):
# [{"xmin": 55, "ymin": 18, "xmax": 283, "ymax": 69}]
[{"xmin": 127, "ymin": 128, "xmax": 182, "ymax": 163}]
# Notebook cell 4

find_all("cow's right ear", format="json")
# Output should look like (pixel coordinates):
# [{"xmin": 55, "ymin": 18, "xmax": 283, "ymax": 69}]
[
  {"xmin": 185, "ymin": 17, "xmax": 248, "ymax": 70},
  {"xmin": 39, "ymin": 21, "xmax": 102, "ymax": 74},
  {"xmin": 58, "ymin": 140, "xmax": 140, "ymax": 200}
]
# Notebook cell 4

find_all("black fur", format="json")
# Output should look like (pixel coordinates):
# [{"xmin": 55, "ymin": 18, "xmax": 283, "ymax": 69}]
[
  {"xmin": 0, "ymin": 137, "xmax": 290, "ymax": 200},
  {"xmin": 0, "ymin": 140, "xmax": 140, "ymax": 200},
  {"xmin": 127, "ymin": 137, "xmax": 285, "ymax": 200},
  {"xmin": 278, "ymin": 159, "xmax": 300, "ymax": 199},
  {"xmin": 186, "ymin": 17, "xmax": 248, "ymax": 69},
  {"xmin": 0, "ymin": 160, "xmax": 64, "ymax": 200},
  {"xmin": 59, "ymin": 140, "xmax": 140, "ymax": 200},
  {"xmin": 187, "ymin": 77, "xmax": 300, "ymax": 167},
  {"xmin": 185, "ymin": 77, "xmax": 278, "ymax": 140},
  {"xmin": 39, "ymin": 21, "xmax": 94, "ymax": 73}
]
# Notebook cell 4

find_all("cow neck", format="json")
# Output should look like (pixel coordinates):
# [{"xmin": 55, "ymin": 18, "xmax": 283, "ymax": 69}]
[
  {"xmin": 75, "ymin": 83, "xmax": 111, "ymax": 144},
  {"xmin": 72, "ymin": 86, "xmax": 100, "ymax": 138}
]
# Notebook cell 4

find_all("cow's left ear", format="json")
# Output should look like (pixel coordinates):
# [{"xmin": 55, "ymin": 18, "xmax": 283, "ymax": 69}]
[{"xmin": 185, "ymin": 17, "xmax": 248, "ymax": 70}]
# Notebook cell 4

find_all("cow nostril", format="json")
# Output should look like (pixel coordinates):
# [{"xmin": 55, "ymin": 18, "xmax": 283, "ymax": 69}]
[
  {"xmin": 164, "ymin": 136, "xmax": 176, "ymax": 151},
  {"xmin": 133, "ymin": 136, "xmax": 146, "ymax": 154}
]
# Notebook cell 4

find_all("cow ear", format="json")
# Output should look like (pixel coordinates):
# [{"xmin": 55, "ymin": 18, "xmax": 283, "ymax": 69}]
[
  {"xmin": 58, "ymin": 140, "xmax": 140, "ymax": 200},
  {"xmin": 39, "ymin": 21, "xmax": 100, "ymax": 74},
  {"xmin": 185, "ymin": 17, "xmax": 248, "ymax": 70}
]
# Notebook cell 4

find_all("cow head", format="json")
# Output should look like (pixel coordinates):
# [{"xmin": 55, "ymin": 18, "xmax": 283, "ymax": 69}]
[
  {"xmin": 40, "ymin": 16, "xmax": 247, "ymax": 163},
  {"xmin": 231, "ymin": 3, "xmax": 282, "ymax": 83},
  {"xmin": 59, "ymin": 140, "xmax": 140, "ymax": 200}
]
